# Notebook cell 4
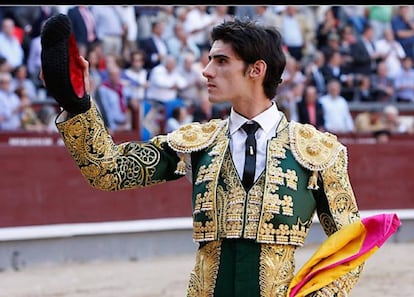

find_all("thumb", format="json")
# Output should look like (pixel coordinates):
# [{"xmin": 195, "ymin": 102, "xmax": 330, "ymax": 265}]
[{"xmin": 79, "ymin": 56, "xmax": 91, "ymax": 94}]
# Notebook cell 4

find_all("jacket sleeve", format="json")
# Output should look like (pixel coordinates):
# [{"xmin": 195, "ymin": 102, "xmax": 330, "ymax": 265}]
[
  {"xmin": 310, "ymin": 148, "xmax": 364, "ymax": 296},
  {"xmin": 55, "ymin": 99, "xmax": 183, "ymax": 191}
]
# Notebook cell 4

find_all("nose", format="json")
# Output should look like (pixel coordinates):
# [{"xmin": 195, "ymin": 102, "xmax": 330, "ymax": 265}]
[{"xmin": 202, "ymin": 61, "xmax": 214, "ymax": 79}]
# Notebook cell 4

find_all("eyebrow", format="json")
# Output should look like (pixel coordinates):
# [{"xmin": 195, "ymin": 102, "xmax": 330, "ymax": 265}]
[{"xmin": 209, "ymin": 54, "xmax": 230, "ymax": 61}]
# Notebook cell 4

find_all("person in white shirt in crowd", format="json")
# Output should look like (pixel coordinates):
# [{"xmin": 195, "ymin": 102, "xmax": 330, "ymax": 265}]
[
  {"xmin": 0, "ymin": 72, "xmax": 26, "ymax": 130},
  {"xmin": 118, "ymin": 5, "xmax": 139, "ymax": 63},
  {"xmin": 122, "ymin": 50, "xmax": 148, "ymax": 103},
  {"xmin": 91, "ymin": 6, "xmax": 126, "ymax": 56},
  {"xmin": 0, "ymin": 18, "xmax": 24, "ymax": 71},
  {"xmin": 10, "ymin": 64, "xmax": 38, "ymax": 102},
  {"xmin": 183, "ymin": 6, "xmax": 214, "ymax": 51},
  {"xmin": 394, "ymin": 56, "xmax": 414, "ymax": 103},
  {"xmin": 374, "ymin": 27, "xmax": 407, "ymax": 80},
  {"xmin": 146, "ymin": 54, "xmax": 188, "ymax": 105},
  {"xmin": 381, "ymin": 104, "xmax": 413, "ymax": 134},
  {"xmin": 276, "ymin": 6, "xmax": 315, "ymax": 63},
  {"xmin": 319, "ymin": 79, "xmax": 355, "ymax": 134}
]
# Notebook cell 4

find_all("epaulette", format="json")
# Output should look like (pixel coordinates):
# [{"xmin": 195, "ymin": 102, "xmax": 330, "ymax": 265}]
[
  {"xmin": 289, "ymin": 122, "xmax": 346, "ymax": 190},
  {"xmin": 167, "ymin": 119, "xmax": 227, "ymax": 154}
]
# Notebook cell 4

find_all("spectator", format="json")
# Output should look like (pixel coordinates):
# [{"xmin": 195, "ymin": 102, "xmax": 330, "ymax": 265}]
[
  {"xmin": 353, "ymin": 75, "xmax": 374, "ymax": 102},
  {"xmin": 166, "ymin": 20, "xmax": 200, "ymax": 64},
  {"xmin": 177, "ymin": 51, "xmax": 205, "ymax": 108},
  {"xmin": 341, "ymin": 5, "xmax": 368, "ymax": 35},
  {"xmin": 233, "ymin": 5, "xmax": 256, "ymax": 21},
  {"xmin": 10, "ymin": 64, "xmax": 37, "ymax": 101},
  {"xmin": 0, "ymin": 71, "xmax": 23, "ymax": 130},
  {"xmin": 394, "ymin": 56, "xmax": 414, "ymax": 103},
  {"xmin": 367, "ymin": 5, "xmax": 394, "ymax": 40},
  {"xmin": 304, "ymin": 50, "xmax": 326, "ymax": 96},
  {"xmin": 135, "ymin": 6, "xmax": 163, "ymax": 41},
  {"xmin": 0, "ymin": 17, "xmax": 24, "ymax": 71},
  {"xmin": 146, "ymin": 54, "xmax": 188, "ymax": 105},
  {"xmin": 208, "ymin": 5, "xmax": 233, "ymax": 30},
  {"xmin": 183, "ymin": 6, "xmax": 214, "ymax": 52},
  {"xmin": 350, "ymin": 23, "xmax": 384, "ymax": 77},
  {"xmin": 118, "ymin": 5, "xmax": 139, "ymax": 63},
  {"xmin": 338, "ymin": 24, "xmax": 357, "ymax": 71},
  {"xmin": 277, "ymin": 81, "xmax": 303, "ymax": 122},
  {"xmin": 319, "ymin": 31, "xmax": 341, "ymax": 59},
  {"xmin": 253, "ymin": 6, "xmax": 279, "ymax": 28},
  {"xmin": 85, "ymin": 45, "xmax": 104, "ymax": 92},
  {"xmin": 297, "ymin": 84, "xmax": 325, "ymax": 131},
  {"xmin": 315, "ymin": 6, "xmax": 340, "ymax": 51},
  {"xmin": 14, "ymin": 86, "xmax": 46, "ymax": 132},
  {"xmin": 278, "ymin": 55, "xmax": 306, "ymax": 100},
  {"xmin": 373, "ymin": 129, "xmax": 391, "ymax": 143},
  {"xmin": 192, "ymin": 89, "xmax": 215, "ymax": 123},
  {"xmin": 67, "ymin": 6, "xmax": 97, "ymax": 57},
  {"xmin": 370, "ymin": 61, "xmax": 395, "ymax": 102},
  {"xmin": 91, "ymin": 6, "xmax": 126, "ymax": 56},
  {"xmin": 276, "ymin": 6, "xmax": 315, "ymax": 63},
  {"xmin": 96, "ymin": 63, "xmax": 130, "ymax": 132},
  {"xmin": 354, "ymin": 107, "xmax": 387, "ymax": 134},
  {"xmin": 391, "ymin": 5, "xmax": 414, "ymax": 60},
  {"xmin": 320, "ymin": 50, "xmax": 355, "ymax": 101},
  {"xmin": 26, "ymin": 25, "xmax": 42, "ymax": 88},
  {"xmin": 165, "ymin": 105, "xmax": 192, "ymax": 133},
  {"xmin": 139, "ymin": 18, "xmax": 168, "ymax": 74},
  {"xmin": 121, "ymin": 49, "xmax": 148, "ymax": 104},
  {"xmin": 375, "ymin": 27, "xmax": 407, "ymax": 80},
  {"xmin": 381, "ymin": 104, "xmax": 412, "ymax": 134},
  {"xmin": 319, "ymin": 79, "xmax": 355, "ymax": 133},
  {"xmin": 157, "ymin": 6, "xmax": 177, "ymax": 42}
]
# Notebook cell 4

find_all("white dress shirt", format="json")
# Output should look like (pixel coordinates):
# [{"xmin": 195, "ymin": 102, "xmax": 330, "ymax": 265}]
[{"xmin": 229, "ymin": 102, "xmax": 282, "ymax": 182}]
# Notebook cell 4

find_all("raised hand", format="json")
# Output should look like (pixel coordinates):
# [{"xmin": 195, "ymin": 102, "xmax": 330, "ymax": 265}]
[{"xmin": 40, "ymin": 13, "xmax": 91, "ymax": 115}]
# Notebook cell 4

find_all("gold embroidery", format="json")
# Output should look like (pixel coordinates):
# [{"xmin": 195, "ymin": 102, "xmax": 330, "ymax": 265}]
[
  {"xmin": 192, "ymin": 128, "xmax": 229, "ymax": 242},
  {"xmin": 259, "ymin": 244, "xmax": 296, "ymax": 297},
  {"xmin": 167, "ymin": 119, "xmax": 226, "ymax": 153},
  {"xmin": 320, "ymin": 149, "xmax": 360, "ymax": 231},
  {"xmin": 289, "ymin": 122, "xmax": 345, "ymax": 171},
  {"xmin": 187, "ymin": 241, "xmax": 221, "ymax": 297},
  {"xmin": 285, "ymin": 169, "xmax": 298, "ymax": 190},
  {"xmin": 56, "ymin": 101, "xmax": 165, "ymax": 191}
]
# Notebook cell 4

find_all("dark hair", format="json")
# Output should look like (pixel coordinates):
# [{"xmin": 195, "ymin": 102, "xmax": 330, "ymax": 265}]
[{"xmin": 210, "ymin": 18, "xmax": 286, "ymax": 99}]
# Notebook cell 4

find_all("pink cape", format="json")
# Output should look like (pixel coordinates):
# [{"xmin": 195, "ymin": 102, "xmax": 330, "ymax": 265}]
[{"xmin": 287, "ymin": 213, "xmax": 401, "ymax": 297}]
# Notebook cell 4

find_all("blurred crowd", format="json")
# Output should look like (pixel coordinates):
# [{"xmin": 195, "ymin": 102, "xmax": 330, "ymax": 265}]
[{"xmin": 0, "ymin": 5, "xmax": 413, "ymax": 140}]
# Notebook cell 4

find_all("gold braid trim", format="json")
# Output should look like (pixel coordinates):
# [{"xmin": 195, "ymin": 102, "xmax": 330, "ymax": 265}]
[
  {"xmin": 167, "ymin": 119, "xmax": 228, "ymax": 153},
  {"xmin": 56, "ymin": 100, "xmax": 164, "ymax": 191},
  {"xmin": 289, "ymin": 122, "xmax": 347, "ymax": 190},
  {"xmin": 289, "ymin": 122, "xmax": 346, "ymax": 171}
]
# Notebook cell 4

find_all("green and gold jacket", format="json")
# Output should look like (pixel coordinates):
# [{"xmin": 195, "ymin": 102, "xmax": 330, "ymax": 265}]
[{"xmin": 56, "ymin": 100, "xmax": 363, "ymax": 297}]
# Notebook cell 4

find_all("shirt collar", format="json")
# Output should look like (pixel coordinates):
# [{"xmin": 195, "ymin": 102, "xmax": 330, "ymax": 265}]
[{"xmin": 229, "ymin": 101, "xmax": 281, "ymax": 136}]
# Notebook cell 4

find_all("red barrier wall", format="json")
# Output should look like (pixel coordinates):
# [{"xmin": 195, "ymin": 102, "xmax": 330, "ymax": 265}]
[{"xmin": 1, "ymin": 132, "xmax": 413, "ymax": 228}]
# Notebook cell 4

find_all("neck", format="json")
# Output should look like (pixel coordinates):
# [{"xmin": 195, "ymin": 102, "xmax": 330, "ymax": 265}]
[{"xmin": 234, "ymin": 100, "xmax": 273, "ymax": 119}]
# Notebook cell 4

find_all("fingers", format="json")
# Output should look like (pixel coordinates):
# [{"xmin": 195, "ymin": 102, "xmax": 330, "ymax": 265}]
[
  {"xmin": 79, "ymin": 56, "xmax": 91, "ymax": 94},
  {"xmin": 39, "ymin": 70, "xmax": 46, "ymax": 87}
]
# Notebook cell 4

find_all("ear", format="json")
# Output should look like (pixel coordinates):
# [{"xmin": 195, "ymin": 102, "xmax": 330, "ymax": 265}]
[{"xmin": 249, "ymin": 60, "xmax": 267, "ymax": 79}]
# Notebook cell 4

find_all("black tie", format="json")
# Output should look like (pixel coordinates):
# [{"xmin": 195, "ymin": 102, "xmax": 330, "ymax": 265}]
[{"xmin": 241, "ymin": 121, "xmax": 260, "ymax": 191}]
